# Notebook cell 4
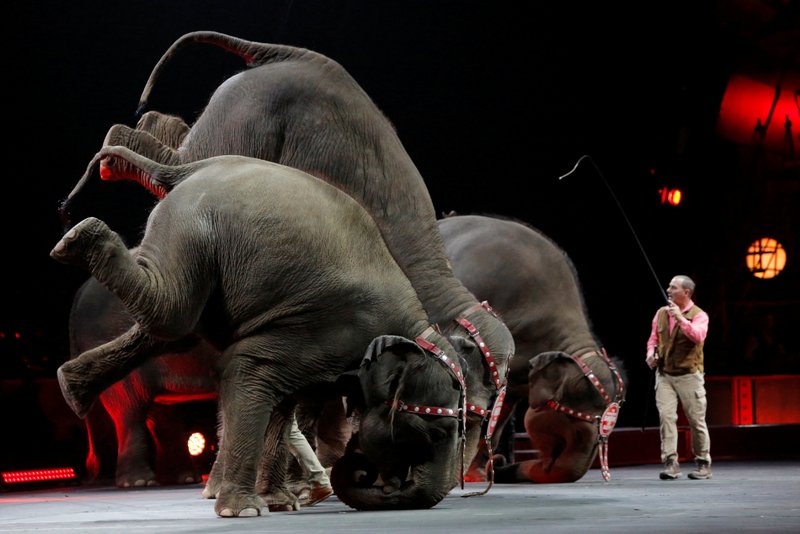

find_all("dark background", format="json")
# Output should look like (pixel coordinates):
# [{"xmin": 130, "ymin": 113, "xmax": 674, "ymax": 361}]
[{"xmin": 1, "ymin": 1, "xmax": 798, "ymax": 469}]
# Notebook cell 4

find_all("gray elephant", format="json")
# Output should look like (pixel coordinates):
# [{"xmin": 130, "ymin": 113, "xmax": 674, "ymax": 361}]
[
  {"xmin": 68, "ymin": 212, "xmax": 627, "ymax": 499},
  {"xmin": 53, "ymin": 146, "xmax": 467, "ymax": 517},
  {"xmin": 438, "ymin": 214, "xmax": 627, "ymax": 483},
  {"xmin": 60, "ymin": 32, "xmax": 514, "ymax": 496}
]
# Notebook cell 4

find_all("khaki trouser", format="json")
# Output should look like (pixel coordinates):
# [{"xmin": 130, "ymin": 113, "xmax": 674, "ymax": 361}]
[
  {"xmin": 654, "ymin": 370, "xmax": 711, "ymax": 464},
  {"xmin": 288, "ymin": 416, "xmax": 330, "ymax": 486}
]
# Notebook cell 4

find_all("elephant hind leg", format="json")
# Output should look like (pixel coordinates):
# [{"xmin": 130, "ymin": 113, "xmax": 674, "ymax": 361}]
[
  {"xmin": 214, "ymin": 345, "xmax": 285, "ymax": 517},
  {"xmin": 51, "ymin": 217, "xmax": 203, "ymax": 338}
]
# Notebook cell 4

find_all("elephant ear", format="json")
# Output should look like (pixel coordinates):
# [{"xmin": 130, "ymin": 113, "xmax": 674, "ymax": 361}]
[
  {"xmin": 447, "ymin": 333, "xmax": 477, "ymax": 356},
  {"xmin": 527, "ymin": 351, "xmax": 571, "ymax": 407},
  {"xmin": 529, "ymin": 351, "xmax": 569, "ymax": 376},
  {"xmin": 359, "ymin": 335, "xmax": 424, "ymax": 406}
]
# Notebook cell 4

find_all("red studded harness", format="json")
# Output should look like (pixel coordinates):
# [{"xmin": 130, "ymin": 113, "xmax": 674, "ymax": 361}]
[
  {"xmin": 388, "ymin": 301, "xmax": 511, "ymax": 494},
  {"xmin": 452, "ymin": 301, "xmax": 511, "ymax": 495},
  {"xmin": 544, "ymin": 348, "xmax": 625, "ymax": 481},
  {"xmin": 406, "ymin": 329, "xmax": 467, "ymax": 423}
]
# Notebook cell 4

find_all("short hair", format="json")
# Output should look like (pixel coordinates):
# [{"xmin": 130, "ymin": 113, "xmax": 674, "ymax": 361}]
[{"xmin": 674, "ymin": 275, "xmax": 696, "ymax": 296}]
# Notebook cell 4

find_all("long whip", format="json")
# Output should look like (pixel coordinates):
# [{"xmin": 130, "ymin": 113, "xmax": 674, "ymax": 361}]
[
  {"xmin": 558, "ymin": 155, "xmax": 668, "ymax": 431},
  {"xmin": 558, "ymin": 155, "xmax": 669, "ymax": 303}
]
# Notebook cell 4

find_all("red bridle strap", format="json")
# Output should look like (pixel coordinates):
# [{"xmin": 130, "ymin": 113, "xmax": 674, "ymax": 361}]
[
  {"xmin": 542, "ymin": 348, "xmax": 625, "ymax": 482},
  {"xmin": 415, "ymin": 329, "xmax": 465, "ymax": 388},
  {"xmin": 385, "ymin": 400, "xmax": 459, "ymax": 418},
  {"xmin": 454, "ymin": 303, "xmax": 503, "ymax": 391},
  {"xmin": 415, "ymin": 328, "xmax": 490, "ymax": 414}
]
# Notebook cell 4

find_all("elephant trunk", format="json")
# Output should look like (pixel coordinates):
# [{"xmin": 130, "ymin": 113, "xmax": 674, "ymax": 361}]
[{"xmin": 331, "ymin": 436, "xmax": 459, "ymax": 511}]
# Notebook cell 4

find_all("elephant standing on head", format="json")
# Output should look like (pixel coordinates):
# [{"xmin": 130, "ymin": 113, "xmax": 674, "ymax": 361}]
[
  {"xmin": 60, "ymin": 31, "xmax": 515, "ymax": 505},
  {"xmin": 438, "ymin": 214, "xmax": 627, "ymax": 484},
  {"xmin": 53, "ymin": 147, "xmax": 467, "ymax": 517}
]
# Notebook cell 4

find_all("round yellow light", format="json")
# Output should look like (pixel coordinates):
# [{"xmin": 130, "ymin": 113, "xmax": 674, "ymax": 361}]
[
  {"xmin": 187, "ymin": 432, "xmax": 206, "ymax": 456},
  {"xmin": 745, "ymin": 237, "xmax": 786, "ymax": 279}
]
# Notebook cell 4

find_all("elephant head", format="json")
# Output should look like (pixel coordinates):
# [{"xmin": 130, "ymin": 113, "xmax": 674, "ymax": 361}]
[
  {"xmin": 494, "ymin": 349, "xmax": 627, "ymax": 483},
  {"xmin": 331, "ymin": 334, "xmax": 466, "ymax": 510}
]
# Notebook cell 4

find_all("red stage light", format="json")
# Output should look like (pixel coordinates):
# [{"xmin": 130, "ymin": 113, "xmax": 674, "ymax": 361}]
[
  {"xmin": 1, "ymin": 467, "xmax": 77, "ymax": 486},
  {"xmin": 658, "ymin": 187, "xmax": 683, "ymax": 206}
]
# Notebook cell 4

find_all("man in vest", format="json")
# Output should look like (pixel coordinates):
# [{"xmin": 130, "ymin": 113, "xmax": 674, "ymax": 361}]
[{"xmin": 645, "ymin": 275, "xmax": 712, "ymax": 480}]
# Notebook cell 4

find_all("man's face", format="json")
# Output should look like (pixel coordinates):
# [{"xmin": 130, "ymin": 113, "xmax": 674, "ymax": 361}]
[{"xmin": 667, "ymin": 278, "xmax": 689, "ymax": 304}]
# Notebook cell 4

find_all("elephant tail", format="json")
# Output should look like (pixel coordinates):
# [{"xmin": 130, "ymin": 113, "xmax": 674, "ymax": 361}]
[
  {"xmin": 59, "ymin": 150, "xmax": 108, "ymax": 228},
  {"xmin": 137, "ymin": 31, "xmax": 323, "ymax": 117},
  {"xmin": 59, "ymin": 146, "xmax": 188, "ymax": 227}
]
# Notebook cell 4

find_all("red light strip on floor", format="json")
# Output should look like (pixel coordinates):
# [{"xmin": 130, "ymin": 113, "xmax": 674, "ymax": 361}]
[{"xmin": 1, "ymin": 467, "xmax": 77, "ymax": 484}]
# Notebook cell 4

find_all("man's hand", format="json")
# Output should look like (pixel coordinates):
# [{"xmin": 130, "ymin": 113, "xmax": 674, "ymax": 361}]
[
  {"xmin": 667, "ymin": 301, "xmax": 683, "ymax": 322},
  {"xmin": 645, "ymin": 352, "xmax": 658, "ymax": 369}
]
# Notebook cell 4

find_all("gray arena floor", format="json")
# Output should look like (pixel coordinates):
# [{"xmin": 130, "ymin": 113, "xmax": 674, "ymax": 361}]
[{"xmin": 2, "ymin": 460, "xmax": 799, "ymax": 533}]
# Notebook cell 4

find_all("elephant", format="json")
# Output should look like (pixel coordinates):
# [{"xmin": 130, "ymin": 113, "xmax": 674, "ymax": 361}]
[
  {"xmin": 59, "ymin": 31, "xmax": 515, "ymax": 498},
  {"xmin": 68, "ymin": 211, "xmax": 627, "ymax": 500},
  {"xmin": 52, "ymin": 146, "xmax": 469, "ymax": 517},
  {"xmin": 438, "ymin": 214, "xmax": 627, "ymax": 483}
]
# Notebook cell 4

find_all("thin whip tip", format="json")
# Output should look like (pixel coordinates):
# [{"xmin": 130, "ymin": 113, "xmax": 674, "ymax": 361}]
[{"xmin": 557, "ymin": 154, "xmax": 591, "ymax": 180}]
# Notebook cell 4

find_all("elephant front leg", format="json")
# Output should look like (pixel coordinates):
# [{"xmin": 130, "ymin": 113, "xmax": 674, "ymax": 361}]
[
  {"xmin": 57, "ymin": 325, "xmax": 167, "ymax": 418},
  {"xmin": 213, "ymin": 353, "xmax": 277, "ymax": 518}
]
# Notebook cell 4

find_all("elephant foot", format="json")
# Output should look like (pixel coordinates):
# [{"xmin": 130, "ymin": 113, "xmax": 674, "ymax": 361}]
[
  {"xmin": 118, "ymin": 477, "xmax": 159, "ymax": 488},
  {"xmin": 115, "ymin": 463, "xmax": 158, "ymax": 488},
  {"xmin": 214, "ymin": 486, "xmax": 267, "ymax": 517},
  {"xmin": 262, "ymin": 487, "xmax": 300, "ymax": 512},
  {"xmin": 50, "ymin": 217, "xmax": 110, "ymax": 270},
  {"xmin": 202, "ymin": 479, "xmax": 220, "ymax": 499},
  {"xmin": 56, "ymin": 363, "xmax": 98, "ymax": 419},
  {"xmin": 176, "ymin": 471, "xmax": 203, "ymax": 485},
  {"xmin": 202, "ymin": 459, "xmax": 223, "ymax": 498}
]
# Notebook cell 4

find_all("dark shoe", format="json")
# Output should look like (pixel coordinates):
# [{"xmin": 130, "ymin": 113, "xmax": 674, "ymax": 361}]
[
  {"xmin": 299, "ymin": 483, "xmax": 333, "ymax": 507},
  {"xmin": 659, "ymin": 460, "xmax": 681, "ymax": 480},
  {"xmin": 688, "ymin": 461, "xmax": 712, "ymax": 480}
]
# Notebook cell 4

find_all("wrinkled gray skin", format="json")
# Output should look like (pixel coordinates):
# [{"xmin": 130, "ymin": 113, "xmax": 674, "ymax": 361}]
[
  {"xmin": 70, "ymin": 279, "xmax": 346, "ymax": 493},
  {"xmin": 438, "ymin": 214, "xmax": 627, "ymax": 483},
  {"xmin": 53, "ymin": 147, "xmax": 466, "ymax": 517},
  {"xmin": 61, "ymin": 32, "xmax": 514, "ymax": 505}
]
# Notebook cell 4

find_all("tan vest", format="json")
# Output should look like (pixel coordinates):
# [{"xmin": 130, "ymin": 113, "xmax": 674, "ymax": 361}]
[{"xmin": 656, "ymin": 304, "xmax": 705, "ymax": 375}]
